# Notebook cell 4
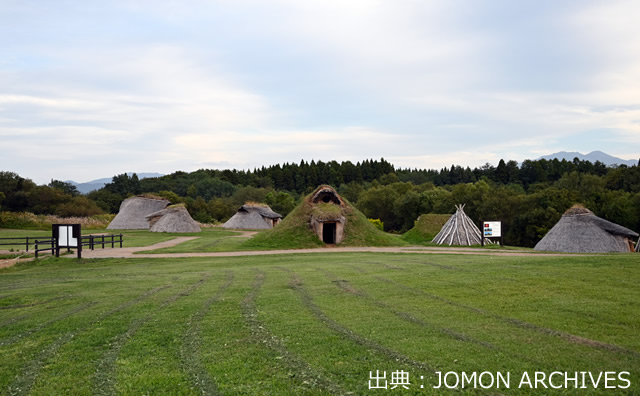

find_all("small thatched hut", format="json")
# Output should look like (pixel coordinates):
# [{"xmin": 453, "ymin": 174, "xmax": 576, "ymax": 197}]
[
  {"xmin": 146, "ymin": 205, "xmax": 201, "ymax": 233},
  {"xmin": 432, "ymin": 204, "xmax": 485, "ymax": 246},
  {"xmin": 534, "ymin": 206, "xmax": 638, "ymax": 253},
  {"xmin": 107, "ymin": 196, "xmax": 169, "ymax": 230},
  {"xmin": 223, "ymin": 204, "xmax": 282, "ymax": 230}
]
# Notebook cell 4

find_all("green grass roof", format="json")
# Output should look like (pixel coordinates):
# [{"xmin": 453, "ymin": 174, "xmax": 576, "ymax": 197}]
[{"xmin": 241, "ymin": 185, "xmax": 406, "ymax": 249}]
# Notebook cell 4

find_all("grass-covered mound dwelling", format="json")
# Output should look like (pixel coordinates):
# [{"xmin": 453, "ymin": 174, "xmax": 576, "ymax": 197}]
[{"xmin": 242, "ymin": 185, "xmax": 406, "ymax": 249}]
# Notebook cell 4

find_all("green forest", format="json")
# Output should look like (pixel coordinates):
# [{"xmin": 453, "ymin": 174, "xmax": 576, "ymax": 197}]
[{"xmin": 1, "ymin": 157, "xmax": 639, "ymax": 247}]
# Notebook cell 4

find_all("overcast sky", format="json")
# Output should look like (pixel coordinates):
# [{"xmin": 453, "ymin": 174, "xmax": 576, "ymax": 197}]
[{"xmin": 1, "ymin": 0, "xmax": 639, "ymax": 184}]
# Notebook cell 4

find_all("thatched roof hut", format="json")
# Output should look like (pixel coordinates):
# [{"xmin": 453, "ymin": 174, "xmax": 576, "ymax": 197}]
[
  {"xmin": 146, "ymin": 205, "xmax": 201, "ymax": 233},
  {"xmin": 222, "ymin": 204, "xmax": 282, "ymax": 230},
  {"xmin": 107, "ymin": 196, "xmax": 169, "ymax": 229},
  {"xmin": 534, "ymin": 206, "xmax": 638, "ymax": 253},
  {"xmin": 432, "ymin": 204, "xmax": 485, "ymax": 246}
]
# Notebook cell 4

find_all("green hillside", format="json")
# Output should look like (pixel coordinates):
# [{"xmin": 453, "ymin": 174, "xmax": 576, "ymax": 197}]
[
  {"xmin": 242, "ymin": 186, "xmax": 406, "ymax": 250},
  {"xmin": 401, "ymin": 213, "xmax": 451, "ymax": 245}
]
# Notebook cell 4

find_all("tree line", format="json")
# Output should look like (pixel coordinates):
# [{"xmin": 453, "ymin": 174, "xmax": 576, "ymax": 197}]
[{"xmin": 1, "ymin": 156, "xmax": 639, "ymax": 247}]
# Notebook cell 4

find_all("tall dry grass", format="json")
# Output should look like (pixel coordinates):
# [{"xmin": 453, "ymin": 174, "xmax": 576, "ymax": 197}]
[{"xmin": 0, "ymin": 211, "xmax": 115, "ymax": 229}]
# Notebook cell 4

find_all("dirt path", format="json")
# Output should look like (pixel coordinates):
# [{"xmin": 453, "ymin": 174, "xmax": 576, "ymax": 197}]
[
  {"xmin": 74, "ymin": 237, "xmax": 580, "ymax": 259},
  {"xmin": 0, "ymin": 256, "xmax": 32, "ymax": 269},
  {"xmin": 230, "ymin": 231, "xmax": 258, "ymax": 238},
  {"xmin": 79, "ymin": 237, "xmax": 199, "ymax": 258}
]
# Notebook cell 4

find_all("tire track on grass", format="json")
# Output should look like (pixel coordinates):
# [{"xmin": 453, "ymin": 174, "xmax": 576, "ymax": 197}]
[
  {"xmin": 363, "ymin": 261, "xmax": 405, "ymax": 270},
  {"xmin": 417, "ymin": 261, "xmax": 466, "ymax": 272},
  {"xmin": 242, "ymin": 270, "xmax": 344, "ymax": 395},
  {"xmin": 355, "ymin": 266, "xmax": 640, "ymax": 359},
  {"xmin": 288, "ymin": 272, "xmax": 436, "ymax": 375},
  {"xmin": 0, "ymin": 278, "xmax": 71, "ymax": 293},
  {"xmin": 316, "ymin": 267, "xmax": 496, "ymax": 350},
  {"xmin": 180, "ymin": 270, "xmax": 234, "ymax": 396},
  {"xmin": 0, "ymin": 302, "xmax": 97, "ymax": 347},
  {"xmin": 92, "ymin": 274, "xmax": 211, "ymax": 396},
  {"xmin": 7, "ymin": 284, "xmax": 171, "ymax": 396},
  {"xmin": 366, "ymin": 259, "xmax": 521, "ymax": 284},
  {"xmin": 0, "ymin": 295, "xmax": 71, "ymax": 310},
  {"xmin": 365, "ymin": 259, "xmax": 464, "ymax": 272},
  {"xmin": 0, "ymin": 314, "xmax": 31, "ymax": 329},
  {"xmin": 316, "ymin": 268, "xmax": 547, "ymax": 367}
]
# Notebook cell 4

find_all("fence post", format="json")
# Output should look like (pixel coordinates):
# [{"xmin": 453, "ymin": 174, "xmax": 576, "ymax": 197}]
[
  {"xmin": 35, "ymin": 240, "xmax": 38, "ymax": 258},
  {"xmin": 101, "ymin": 235, "xmax": 105, "ymax": 249},
  {"xmin": 90, "ymin": 235, "xmax": 94, "ymax": 250},
  {"xmin": 26, "ymin": 236, "xmax": 29, "ymax": 252},
  {"xmin": 120, "ymin": 234, "xmax": 123, "ymax": 248},
  {"xmin": 111, "ymin": 234, "xmax": 114, "ymax": 248}
]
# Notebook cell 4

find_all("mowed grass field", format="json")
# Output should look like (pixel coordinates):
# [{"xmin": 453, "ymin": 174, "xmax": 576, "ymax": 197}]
[{"xmin": 1, "ymin": 252, "xmax": 639, "ymax": 395}]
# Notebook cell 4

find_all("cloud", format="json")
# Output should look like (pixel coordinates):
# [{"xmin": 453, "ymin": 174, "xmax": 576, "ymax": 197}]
[
  {"xmin": 0, "ymin": 44, "xmax": 276, "ymax": 182},
  {"xmin": 1, "ymin": 1, "xmax": 639, "ymax": 184},
  {"xmin": 173, "ymin": 127, "xmax": 404, "ymax": 170}
]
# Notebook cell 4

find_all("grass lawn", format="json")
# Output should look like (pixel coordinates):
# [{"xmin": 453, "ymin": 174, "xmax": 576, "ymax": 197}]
[
  {"xmin": 1, "ymin": 252, "xmax": 639, "ymax": 395},
  {"xmin": 0, "ymin": 228, "xmax": 204, "ymax": 251},
  {"xmin": 140, "ymin": 228, "xmax": 248, "ymax": 254}
]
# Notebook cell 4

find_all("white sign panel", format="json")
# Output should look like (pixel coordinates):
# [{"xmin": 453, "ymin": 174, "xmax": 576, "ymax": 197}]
[
  {"xmin": 483, "ymin": 221, "xmax": 501, "ymax": 238},
  {"xmin": 58, "ymin": 225, "xmax": 78, "ymax": 247}
]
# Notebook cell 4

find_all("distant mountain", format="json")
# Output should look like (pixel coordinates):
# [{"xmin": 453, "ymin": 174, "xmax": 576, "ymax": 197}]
[
  {"xmin": 537, "ymin": 151, "xmax": 637, "ymax": 167},
  {"xmin": 67, "ymin": 172, "xmax": 164, "ymax": 194}
]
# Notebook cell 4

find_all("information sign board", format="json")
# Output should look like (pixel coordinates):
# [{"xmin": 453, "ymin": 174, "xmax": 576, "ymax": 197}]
[
  {"xmin": 483, "ymin": 221, "xmax": 501, "ymax": 238},
  {"xmin": 52, "ymin": 224, "xmax": 82, "ymax": 258}
]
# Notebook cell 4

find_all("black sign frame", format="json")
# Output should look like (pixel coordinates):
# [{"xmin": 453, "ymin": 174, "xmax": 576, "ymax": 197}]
[{"xmin": 52, "ymin": 224, "xmax": 82, "ymax": 258}]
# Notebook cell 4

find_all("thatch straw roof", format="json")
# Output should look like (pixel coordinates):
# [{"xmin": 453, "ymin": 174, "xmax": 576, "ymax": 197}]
[
  {"xmin": 432, "ymin": 204, "xmax": 485, "ymax": 246},
  {"xmin": 107, "ymin": 196, "xmax": 169, "ymax": 229},
  {"xmin": 146, "ymin": 205, "xmax": 201, "ymax": 233},
  {"xmin": 534, "ymin": 206, "xmax": 638, "ymax": 253},
  {"xmin": 312, "ymin": 186, "xmax": 345, "ymax": 206},
  {"xmin": 222, "ymin": 204, "xmax": 282, "ymax": 230}
]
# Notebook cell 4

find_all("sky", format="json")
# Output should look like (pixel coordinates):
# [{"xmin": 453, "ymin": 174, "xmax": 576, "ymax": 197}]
[{"xmin": 1, "ymin": 0, "xmax": 639, "ymax": 184}]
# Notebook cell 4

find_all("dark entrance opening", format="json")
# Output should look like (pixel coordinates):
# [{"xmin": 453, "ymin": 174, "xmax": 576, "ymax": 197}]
[{"xmin": 323, "ymin": 222, "xmax": 336, "ymax": 244}]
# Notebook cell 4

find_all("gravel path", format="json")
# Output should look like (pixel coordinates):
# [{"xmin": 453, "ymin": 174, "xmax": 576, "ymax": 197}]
[{"xmin": 75, "ymin": 237, "xmax": 579, "ymax": 259}]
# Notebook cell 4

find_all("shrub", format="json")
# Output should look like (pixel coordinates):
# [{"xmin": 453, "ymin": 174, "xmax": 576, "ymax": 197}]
[
  {"xmin": 56, "ymin": 196, "xmax": 105, "ymax": 217},
  {"xmin": 368, "ymin": 218, "xmax": 384, "ymax": 231}
]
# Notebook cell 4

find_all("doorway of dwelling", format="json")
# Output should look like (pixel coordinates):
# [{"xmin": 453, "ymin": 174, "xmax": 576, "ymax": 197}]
[{"xmin": 323, "ymin": 222, "xmax": 336, "ymax": 244}]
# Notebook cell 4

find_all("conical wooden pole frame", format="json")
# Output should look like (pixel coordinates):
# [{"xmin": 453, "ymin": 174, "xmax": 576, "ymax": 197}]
[{"xmin": 432, "ymin": 204, "xmax": 487, "ymax": 246}]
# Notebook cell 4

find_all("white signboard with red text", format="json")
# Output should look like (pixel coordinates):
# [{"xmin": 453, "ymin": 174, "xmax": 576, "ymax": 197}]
[
  {"xmin": 483, "ymin": 221, "xmax": 501, "ymax": 237},
  {"xmin": 482, "ymin": 221, "xmax": 503, "ymax": 246}
]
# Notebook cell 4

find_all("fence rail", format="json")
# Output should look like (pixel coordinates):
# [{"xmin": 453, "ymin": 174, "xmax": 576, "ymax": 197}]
[
  {"xmin": 34, "ymin": 239, "xmax": 55, "ymax": 258},
  {"xmin": 0, "ymin": 237, "xmax": 35, "ymax": 251},
  {"xmin": 81, "ymin": 234, "xmax": 124, "ymax": 250},
  {"xmin": 1, "ymin": 233, "xmax": 124, "ymax": 259}
]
